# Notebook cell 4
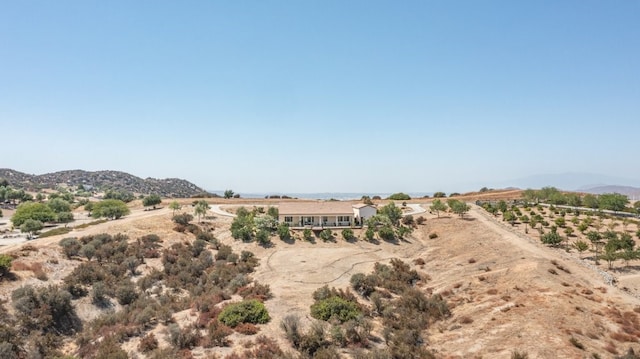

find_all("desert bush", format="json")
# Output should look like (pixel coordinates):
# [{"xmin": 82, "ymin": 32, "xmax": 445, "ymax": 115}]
[
  {"xmin": 416, "ymin": 216, "xmax": 426, "ymax": 225},
  {"xmin": 281, "ymin": 315, "xmax": 302, "ymax": 348},
  {"xmin": 168, "ymin": 323, "xmax": 201, "ymax": 349},
  {"xmin": 218, "ymin": 300, "xmax": 270, "ymax": 327},
  {"xmin": 59, "ymin": 237, "xmax": 81, "ymax": 259},
  {"xmin": 91, "ymin": 282, "xmax": 109, "ymax": 305},
  {"xmin": 139, "ymin": 333, "xmax": 159, "ymax": 352},
  {"xmin": 429, "ymin": 233, "xmax": 438, "ymax": 239},
  {"xmin": 95, "ymin": 337, "xmax": 128, "ymax": 359},
  {"xmin": 205, "ymin": 320, "xmax": 232, "ymax": 347},
  {"xmin": 215, "ymin": 245, "xmax": 233, "ymax": 261},
  {"xmin": 115, "ymin": 283, "xmax": 138, "ymax": 305},
  {"xmin": 235, "ymin": 323, "xmax": 259, "ymax": 335},
  {"xmin": 172, "ymin": 213, "xmax": 193, "ymax": 226},
  {"xmin": 237, "ymin": 282, "xmax": 272, "ymax": 301},
  {"xmin": 402, "ymin": 215, "xmax": 414, "ymax": 226},
  {"xmin": 12, "ymin": 285, "xmax": 79, "ymax": 334},
  {"xmin": 350, "ymin": 273, "xmax": 377, "ymax": 297},
  {"xmin": 511, "ymin": 350, "xmax": 529, "ymax": 359}
]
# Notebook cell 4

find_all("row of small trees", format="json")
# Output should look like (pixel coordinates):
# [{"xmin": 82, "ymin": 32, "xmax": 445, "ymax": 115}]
[{"xmin": 523, "ymin": 187, "xmax": 638, "ymax": 213}]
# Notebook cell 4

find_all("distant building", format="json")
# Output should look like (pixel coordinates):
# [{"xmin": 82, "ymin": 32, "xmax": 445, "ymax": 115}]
[{"xmin": 278, "ymin": 202, "xmax": 377, "ymax": 229}]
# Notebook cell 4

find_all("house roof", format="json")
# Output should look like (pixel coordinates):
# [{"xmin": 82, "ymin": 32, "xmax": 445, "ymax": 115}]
[
  {"xmin": 352, "ymin": 203, "xmax": 376, "ymax": 209},
  {"xmin": 278, "ymin": 202, "xmax": 354, "ymax": 216}
]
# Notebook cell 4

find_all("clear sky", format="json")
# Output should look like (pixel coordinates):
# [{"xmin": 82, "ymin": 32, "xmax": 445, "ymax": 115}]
[{"xmin": 1, "ymin": 1, "xmax": 638, "ymax": 193}]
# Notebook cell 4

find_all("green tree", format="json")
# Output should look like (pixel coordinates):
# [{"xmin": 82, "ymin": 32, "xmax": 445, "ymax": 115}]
[
  {"xmin": 56, "ymin": 211, "xmax": 74, "ymax": 227},
  {"xmin": 84, "ymin": 201, "xmax": 94, "ymax": 216},
  {"xmin": 361, "ymin": 196, "xmax": 373, "ymax": 205},
  {"xmin": 169, "ymin": 200, "xmax": 181, "ymax": 216},
  {"xmin": 194, "ymin": 200, "xmax": 209, "ymax": 222},
  {"xmin": 598, "ymin": 193, "xmax": 629, "ymax": 212},
  {"xmin": 103, "ymin": 189, "xmax": 135, "ymax": 203},
  {"xmin": 11, "ymin": 201, "xmax": 56, "ymax": 227},
  {"xmin": 20, "ymin": 219, "xmax": 43, "ymax": 239},
  {"xmin": 92, "ymin": 199, "xmax": 131, "ymax": 219},
  {"xmin": 365, "ymin": 228, "xmax": 375, "ymax": 241},
  {"xmin": 35, "ymin": 193, "xmax": 46, "ymax": 202},
  {"xmin": 582, "ymin": 194, "xmax": 599, "ymax": 209},
  {"xmin": 267, "ymin": 206, "xmax": 279, "ymax": 219},
  {"xmin": 586, "ymin": 231, "xmax": 604, "ymax": 263},
  {"xmin": 430, "ymin": 199, "xmax": 447, "ymax": 218},
  {"xmin": 224, "ymin": 189, "xmax": 234, "ymax": 199},
  {"xmin": 634, "ymin": 201, "xmax": 640, "ymax": 214},
  {"xmin": 47, "ymin": 198, "xmax": 72, "ymax": 213},
  {"xmin": 433, "ymin": 192, "xmax": 446, "ymax": 198},
  {"xmin": 388, "ymin": 192, "xmax": 411, "ymax": 200},
  {"xmin": 142, "ymin": 194, "xmax": 162, "ymax": 209},
  {"xmin": 378, "ymin": 202, "xmax": 403, "ymax": 225},
  {"xmin": 503, "ymin": 211, "xmax": 517, "ymax": 226},
  {"xmin": 448, "ymin": 199, "xmax": 470, "ymax": 218},
  {"xmin": 573, "ymin": 240, "xmax": 589, "ymax": 258}
]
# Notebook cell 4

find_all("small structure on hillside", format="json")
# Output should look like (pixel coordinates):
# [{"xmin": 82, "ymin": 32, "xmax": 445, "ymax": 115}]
[{"xmin": 278, "ymin": 202, "xmax": 377, "ymax": 229}]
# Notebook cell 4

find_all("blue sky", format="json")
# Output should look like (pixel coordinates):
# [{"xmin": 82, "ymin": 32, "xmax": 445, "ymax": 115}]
[{"xmin": 1, "ymin": 1, "xmax": 638, "ymax": 193}]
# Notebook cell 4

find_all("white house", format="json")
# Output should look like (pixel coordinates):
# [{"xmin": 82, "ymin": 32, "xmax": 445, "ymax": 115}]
[
  {"xmin": 352, "ymin": 203, "xmax": 377, "ymax": 222},
  {"xmin": 278, "ymin": 202, "xmax": 377, "ymax": 229}
]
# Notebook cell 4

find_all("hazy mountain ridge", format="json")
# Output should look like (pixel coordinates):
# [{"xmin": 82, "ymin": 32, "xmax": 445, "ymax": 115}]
[
  {"xmin": 580, "ymin": 185, "xmax": 640, "ymax": 198},
  {"xmin": 0, "ymin": 169, "xmax": 205, "ymax": 198}
]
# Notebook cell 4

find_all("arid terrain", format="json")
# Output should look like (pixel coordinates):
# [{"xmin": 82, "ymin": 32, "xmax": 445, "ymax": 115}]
[{"xmin": 2, "ymin": 196, "xmax": 640, "ymax": 358}]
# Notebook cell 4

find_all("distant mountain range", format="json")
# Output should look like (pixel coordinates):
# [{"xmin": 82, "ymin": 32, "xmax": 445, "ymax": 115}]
[
  {"xmin": 579, "ymin": 185, "xmax": 640, "ymax": 199},
  {"xmin": 0, "ymin": 169, "xmax": 206, "ymax": 198},
  {"xmin": 486, "ymin": 172, "xmax": 640, "ymax": 199}
]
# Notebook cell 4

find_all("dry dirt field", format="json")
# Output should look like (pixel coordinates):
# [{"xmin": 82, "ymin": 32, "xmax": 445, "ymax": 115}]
[{"xmin": 3, "ymin": 199, "xmax": 640, "ymax": 358}]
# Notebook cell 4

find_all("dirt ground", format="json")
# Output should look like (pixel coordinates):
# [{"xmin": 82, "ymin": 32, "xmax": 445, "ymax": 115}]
[{"xmin": 3, "ymin": 200, "xmax": 640, "ymax": 358}]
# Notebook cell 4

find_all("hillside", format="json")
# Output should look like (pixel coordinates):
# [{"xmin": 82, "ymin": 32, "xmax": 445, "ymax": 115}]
[
  {"xmin": 2, "ymin": 200, "xmax": 640, "ymax": 358},
  {"xmin": 0, "ymin": 168, "xmax": 206, "ymax": 198}
]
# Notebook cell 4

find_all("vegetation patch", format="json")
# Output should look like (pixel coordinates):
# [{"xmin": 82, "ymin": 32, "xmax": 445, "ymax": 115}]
[{"xmin": 218, "ymin": 299, "xmax": 270, "ymax": 327}]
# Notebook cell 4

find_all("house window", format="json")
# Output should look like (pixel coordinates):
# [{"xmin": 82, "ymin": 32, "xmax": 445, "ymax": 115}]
[
  {"xmin": 303, "ymin": 216, "xmax": 314, "ymax": 224},
  {"xmin": 284, "ymin": 216, "xmax": 293, "ymax": 223},
  {"xmin": 322, "ymin": 216, "xmax": 329, "ymax": 223},
  {"xmin": 338, "ymin": 216, "xmax": 350, "ymax": 222}
]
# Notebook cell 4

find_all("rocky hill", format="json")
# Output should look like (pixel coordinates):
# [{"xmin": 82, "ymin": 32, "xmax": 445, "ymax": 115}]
[{"xmin": 0, "ymin": 169, "xmax": 206, "ymax": 198}]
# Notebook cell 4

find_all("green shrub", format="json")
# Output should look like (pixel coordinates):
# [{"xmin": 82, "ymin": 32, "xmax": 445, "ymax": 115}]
[
  {"xmin": 0, "ymin": 254, "xmax": 13, "ymax": 276},
  {"xmin": 303, "ymin": 228, "xmax": 313, "ymax": 241},
  {"xmin": 218, "ymin": 299, "xmax": 270, "ymax": 327},
  {"xmin": 310, "ymin": 296, "xmax": 361, "ymax": 323},
  {"xmin": 365, "ymin": 228, "xmax": 375, "ymax": 241},
  {"xmin": 342, "ymin": 228, "xmax": 356, "ymax": 241},
  {"xmin": 320, "ymin": 229, "xmax": 333, "ymax": 242},
  {"xmin": 277, "ymin": 223, "xmax": 291, "ymax": 241}
]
